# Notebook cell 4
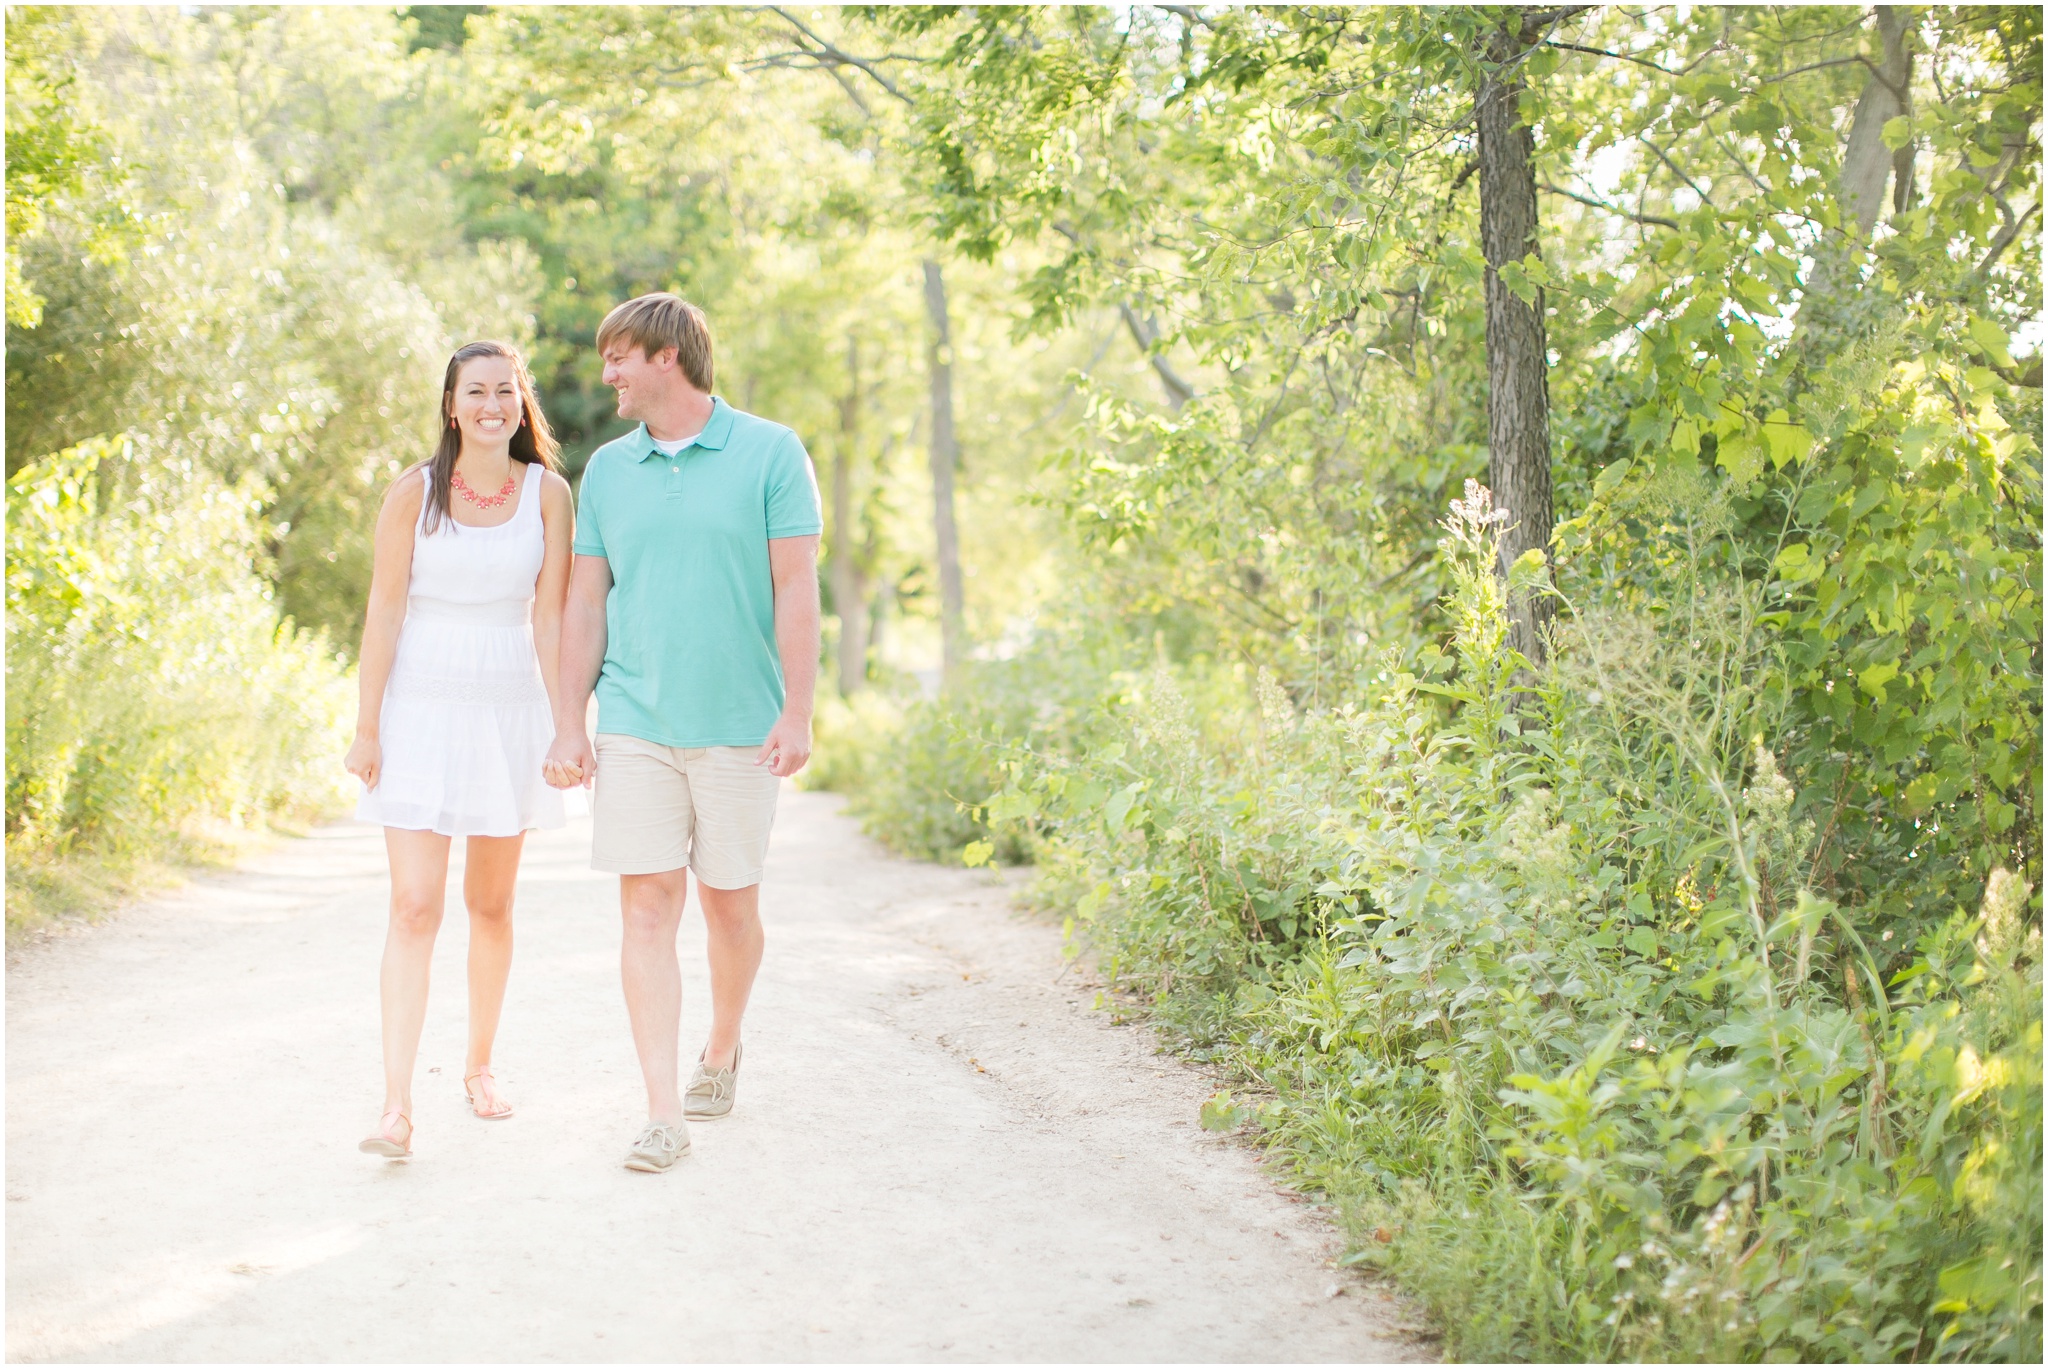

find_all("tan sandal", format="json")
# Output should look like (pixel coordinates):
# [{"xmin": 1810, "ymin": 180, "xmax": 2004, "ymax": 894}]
[
  {"xmin": 359, "ymin": 1108, "xmax": 412, "ymax": 1158},
  {"xmin": 464, "ymin": 1068, "xmax": 514, "ymax": 1120}
]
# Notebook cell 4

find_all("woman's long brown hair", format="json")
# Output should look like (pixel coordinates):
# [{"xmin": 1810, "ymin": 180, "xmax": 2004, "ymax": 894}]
[{"xmin": 423, "ymin": 341, "xmax": 560, "ymax": 535}]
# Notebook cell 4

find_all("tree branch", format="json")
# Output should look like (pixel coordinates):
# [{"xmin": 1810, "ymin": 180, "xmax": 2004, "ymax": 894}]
[
  {"xmin": 1447, "ymin": 2, "xmax": 1593, "ymax": 128},
  {"xmin": 764, "ymin": 7, "xmax": 915, "ymax": 104},
  {"xmin": 1993, "ymin": 357, "xmax": 2043, "ymax": 389},
  {"xmin": 743, "ymin": 51, "xmax": 877, "ymax": 115},
  {"xmin": 1638, "ymin": 136, "xmax": 1714, "ymax": 207},
  {"xmin": 1972, "ymin": 198, "xmax": 2041, "ymax": 283},
  {"xmin": 1762, "ymin": 54, "xmax": 1875, "ymax": 85},
  {"xmin": 1540, "ymin": 39, "xmax": 1676, "ymax": 73},
  {"xmin": 1518, "ymin": 6, "xmax": 1596, "ymax": 31},
  {"xmin": 825, "ymin": 64, "xmax": 874, "ymax": 117},
  {"xmin": 1371, "ymin": 544, "xmax": 1436, "ymax": 593},
  {"xmin": 1976, "ymin": 141, "xmax": 2025, "ymax": 202},
  {"xmin": 1121, "ymin": 303, "xmax": 1196, "ymax": 410},
  {"xmin": 1540, "ymin": 181, "xmax": 1679, "ymax": 228},
  {"xmin": 1052, "ymin": 219, "xmax": 1197, "ymax": 410},
  {"xmin": 1713, "ymin": 131, "xmax": 1779, "ymax": 198}
]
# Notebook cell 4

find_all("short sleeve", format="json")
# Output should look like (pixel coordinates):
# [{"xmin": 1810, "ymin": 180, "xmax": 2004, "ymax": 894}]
[
  {"xmin": 764, "ymin": 430, "xmax": 824, "ymax": 539},
  {"xmin": 572, "ymin": 453, "xmax": 608, "ymax": 557}
]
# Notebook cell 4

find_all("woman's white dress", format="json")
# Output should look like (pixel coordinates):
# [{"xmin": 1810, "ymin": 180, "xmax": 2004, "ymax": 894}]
[{"xmin": 355, "ymin": 464, "xmax": 565, "ymax": 837}]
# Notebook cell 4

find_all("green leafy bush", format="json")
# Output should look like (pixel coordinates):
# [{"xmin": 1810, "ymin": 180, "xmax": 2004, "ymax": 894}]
[
  {"xmin": 817, "ymin": 637, "xmax": 1130, "ymax": 865},
  {"xmin": 6, "ymin": 436, "xmax": 354, "ymax": 928},
  {"xmin": 873, "ymin": 483, "xmax": 2040, "ymax": 1362},
  {"xmin": 802, "ymin": 687, "xmax": 907, "ymax": 799},
  {"xmin": 6, "ymin": 6, "xmax": 539, "ymax": 646}
]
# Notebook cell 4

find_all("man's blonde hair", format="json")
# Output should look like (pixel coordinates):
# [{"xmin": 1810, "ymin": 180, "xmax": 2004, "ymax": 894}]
[{"xmin": 596, "ymin": 292, "xmax": 715, "ymax": 392}]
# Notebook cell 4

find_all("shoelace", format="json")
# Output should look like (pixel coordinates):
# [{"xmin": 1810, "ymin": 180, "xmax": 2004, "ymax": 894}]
[
  {"xmin": 635, "ymin": 1125, "xmax": 681, "ymax": 1153},
  {"xmin": 687, "ymin": 1070, "xmax": 732, "ymax": 1103}
]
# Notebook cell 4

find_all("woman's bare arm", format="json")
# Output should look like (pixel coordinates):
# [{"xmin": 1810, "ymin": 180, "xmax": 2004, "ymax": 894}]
[
  {"xmin": 532, "ymin": 468, "xmax": 575, "ymax": 722},
  {"xmin": 344, "ymin": 469, "xmax": 423, "ymax": 791}
]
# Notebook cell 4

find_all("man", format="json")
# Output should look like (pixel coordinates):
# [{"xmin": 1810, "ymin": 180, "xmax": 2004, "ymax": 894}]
[{"xmin": 545, "ymin": 292, "xmax": 822, "ymax": 1173}]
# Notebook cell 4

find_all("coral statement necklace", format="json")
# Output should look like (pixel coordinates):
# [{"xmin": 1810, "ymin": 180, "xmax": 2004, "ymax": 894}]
[{"xmin": 451, "ymin": 467, "xmax": 516, "ymax": 509}]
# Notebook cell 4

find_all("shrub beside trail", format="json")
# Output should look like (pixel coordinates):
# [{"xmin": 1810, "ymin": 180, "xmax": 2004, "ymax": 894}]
[
  {"xmin": 813, "ymin": 9, "xmax": 2040, "ymax": 1352},
  {"xmin": 6, "ymin": 438, "xmax": 354, "ymax": 935},
  {"xmin": 823, "ymin": 481, "xmax": 2040, "ymax": 1361}
]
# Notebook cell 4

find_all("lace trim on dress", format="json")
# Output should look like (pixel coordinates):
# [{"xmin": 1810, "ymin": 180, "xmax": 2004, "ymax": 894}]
[{"xmin": 386, "ymin": 672, "xmax": 549, "ymax": 707}]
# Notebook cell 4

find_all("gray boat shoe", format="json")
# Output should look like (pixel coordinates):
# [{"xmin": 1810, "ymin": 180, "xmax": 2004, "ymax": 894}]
[
  {"xmin": 623, "ymin": 1121, "xmax": 691, "ymax": 1172},
  {"xmin": 683, "ymin": 1041, "xmax": 741, "ymax": 1121}
]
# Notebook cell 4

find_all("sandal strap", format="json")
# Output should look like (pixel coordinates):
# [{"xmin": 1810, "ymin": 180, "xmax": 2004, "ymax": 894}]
[{"xmin": 464, "ymin": 1070, "xmax": 512, "ymax": 1116}]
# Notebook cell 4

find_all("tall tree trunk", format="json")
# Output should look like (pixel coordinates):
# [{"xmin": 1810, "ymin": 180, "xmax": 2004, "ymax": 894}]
[
  {"xmin": 1477, "ymin": 17, "xmax": 1554, "ymax": 662},
  {"xmin": 1803, "ymin": 9, "xmax": 1914, "ymax": 349},
  {"xmin": 1841, "ymin": 7, "xmax": 1914, "ymax": 236},
  {"xmin": 922, "ymin": 258, "xmax": 967, "ymax": 683},
  {"xmin": 830, "ymin": 332, "xmax": 871, "ymax": 697}
]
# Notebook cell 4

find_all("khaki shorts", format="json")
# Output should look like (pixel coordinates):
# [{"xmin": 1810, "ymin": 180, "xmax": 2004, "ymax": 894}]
[{"xmin": 590, "ymin": 734, "xmax": 781, "ymax": 888}]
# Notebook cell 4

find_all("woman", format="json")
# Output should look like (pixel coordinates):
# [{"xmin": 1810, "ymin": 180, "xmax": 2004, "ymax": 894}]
[{"xmin": 345, "ymin": 340, "xmax": 574, "ymax": 1158}]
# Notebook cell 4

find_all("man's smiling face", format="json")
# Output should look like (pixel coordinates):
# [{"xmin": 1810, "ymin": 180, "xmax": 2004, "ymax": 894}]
[{"xmin": 601, "ymin": 341, "xmax": 677, "ymax": 422}]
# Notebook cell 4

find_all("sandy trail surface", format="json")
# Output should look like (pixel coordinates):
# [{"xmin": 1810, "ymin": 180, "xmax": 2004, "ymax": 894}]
[{"xmin": 7, "ymin": 791, "xmax": 1429, "ymax": 1362}]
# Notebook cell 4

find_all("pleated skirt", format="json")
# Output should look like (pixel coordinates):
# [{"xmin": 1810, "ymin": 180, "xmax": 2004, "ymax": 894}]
[{"xmin": 355, "ymin": 612, "xmax": 565, "ymax": 837}]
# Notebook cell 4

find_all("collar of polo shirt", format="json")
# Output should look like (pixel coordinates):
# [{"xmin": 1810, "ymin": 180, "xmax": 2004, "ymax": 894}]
[{"xmin": 631, "ymin": 395, "xmax": 736, "ymax": 461}]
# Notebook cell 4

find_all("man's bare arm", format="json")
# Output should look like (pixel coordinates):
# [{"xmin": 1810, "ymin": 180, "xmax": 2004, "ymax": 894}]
[
  {"xmin": 756, "ymin": 534, "xmax": 821, "ymax": 778},
  {"xmin": 545, "ymin": 553, "xmax": 612, "ymax": 789}
]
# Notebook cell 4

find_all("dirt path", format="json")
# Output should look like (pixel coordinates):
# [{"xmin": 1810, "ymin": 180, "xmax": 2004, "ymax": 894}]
[{"xmin": 6, "ymin": 791, "xmax": 1430, "ymax": 1362}]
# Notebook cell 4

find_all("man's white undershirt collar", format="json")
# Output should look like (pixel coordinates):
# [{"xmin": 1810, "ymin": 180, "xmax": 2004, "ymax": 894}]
[{"xmin": 650, "ymin": 429, "xmax": 702, "ymax": 456}]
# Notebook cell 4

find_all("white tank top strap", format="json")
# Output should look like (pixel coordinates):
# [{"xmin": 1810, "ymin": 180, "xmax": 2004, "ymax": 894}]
[{"xmin": 517, "ymin": 459, "xmax": 542, "ymax": 522}]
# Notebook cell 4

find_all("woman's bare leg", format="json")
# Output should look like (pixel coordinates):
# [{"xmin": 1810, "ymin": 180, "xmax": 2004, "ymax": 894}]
[
  {"xmin": 462, "ymin": 833, "xmax": 526, "ymax": 1096},
  {"xmin": 379, "ymin": 829, "xmax": 452, "ymax": 1128}
]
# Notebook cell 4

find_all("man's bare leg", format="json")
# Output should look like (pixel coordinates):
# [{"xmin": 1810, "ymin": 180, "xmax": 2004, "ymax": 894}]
[
  {"xmin": 619, "ymin": 868, "xmax": 689, "ymax": 1124},
  {"xmin": 697, "ymin": 881, "xmax": 763, "ymax": 1070}
]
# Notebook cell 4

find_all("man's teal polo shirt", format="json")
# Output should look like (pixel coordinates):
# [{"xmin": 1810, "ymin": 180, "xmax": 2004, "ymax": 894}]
[{"xmin": 573, "ymin": 397, "xmax": 822, "ymax": 748}]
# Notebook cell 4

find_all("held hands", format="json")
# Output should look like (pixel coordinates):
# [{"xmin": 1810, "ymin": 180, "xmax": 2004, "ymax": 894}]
[
  {"xmin": 344, "ymin": 733, "xmax": 381, "ymax": 791},
  {"xmin": 754, "ymin": 712, "xmax": 812, "ymax": 779},
  {"xmin": 543, "ymin": 728, "xmax": 595, "ymax": 790}
]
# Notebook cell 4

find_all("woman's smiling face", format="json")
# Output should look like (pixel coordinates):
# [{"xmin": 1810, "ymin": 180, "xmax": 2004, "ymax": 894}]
[{"xmin": 449, "ymin": 355, "xmax": 521, "ymax": 446}]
